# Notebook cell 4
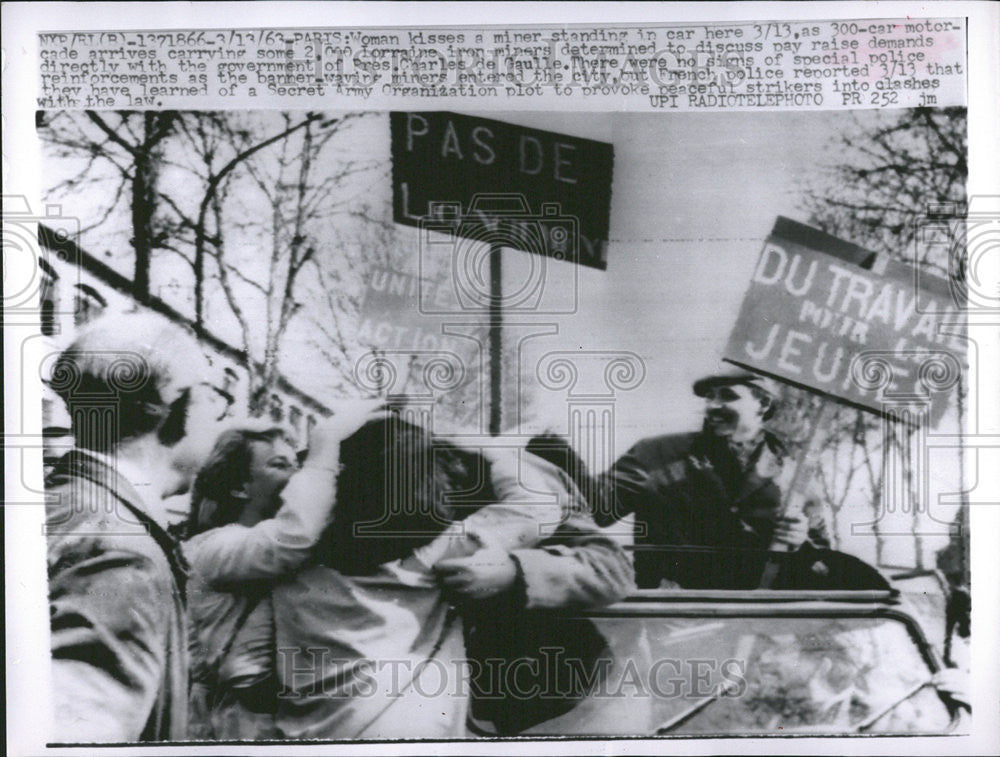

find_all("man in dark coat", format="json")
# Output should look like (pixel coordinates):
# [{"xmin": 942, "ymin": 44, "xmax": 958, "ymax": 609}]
[
  {"xmin": 596, "ymin": 369, "xmax": 810, "ymax": 589},
  {"xmin": 45, "ymin": 313, "xmax": 228, "ymax": 741}
]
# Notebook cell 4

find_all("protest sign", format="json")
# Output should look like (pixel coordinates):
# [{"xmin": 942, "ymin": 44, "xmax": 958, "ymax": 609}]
[{"xmin": 725, "ymin": 217, "xmax": 964, "ymax": 425}]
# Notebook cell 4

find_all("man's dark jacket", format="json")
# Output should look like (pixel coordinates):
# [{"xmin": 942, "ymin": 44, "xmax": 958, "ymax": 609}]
[{"xmin": 596, "ymin": 430, "xmax": 787, "ymax": 589}]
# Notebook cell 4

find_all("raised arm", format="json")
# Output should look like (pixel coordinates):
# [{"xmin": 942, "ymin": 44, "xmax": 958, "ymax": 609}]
[
  {"xmin": 186, "ymin": 403, "xmax": 385, "ymax": 588},
  {"xmin": 185, "ymin": 466, "xmax": 339, "ymax": 587},
  {"xmin": 413, "ymin": 449, "xmax": 570, "ymax": 568},
  {"xmin": 593, "ymin": 443, "xmax": 655, "ymax": 527},
  {"xmin": 511, "ymin": 510, "xmax": 635, "ymax": 609},
  {"xmin": 434, "ymin": 460, "xmax": 636, "ymax": 609}
]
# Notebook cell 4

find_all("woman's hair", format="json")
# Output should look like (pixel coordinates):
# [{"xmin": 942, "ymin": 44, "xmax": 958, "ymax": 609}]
[
  {"xmin": 525, "ymin": 432, "xmax": 606, "ymax": 515},
  {"xmin": 186, "ymin": 425, "xmax": 293, "ymax": 538},
  {"xmin": 319, "ymin": 415, "xmax": 496, "ymax": 575}
]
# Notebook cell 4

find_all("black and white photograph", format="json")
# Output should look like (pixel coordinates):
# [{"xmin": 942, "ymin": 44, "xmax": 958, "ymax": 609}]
[{"xmin": 4, "ymin": 3, "xmax": 999, "ymax": 754}]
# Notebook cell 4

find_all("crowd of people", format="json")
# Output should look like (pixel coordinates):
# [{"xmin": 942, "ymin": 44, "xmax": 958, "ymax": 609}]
[{"xmin": 45, "ymin": 311, "xmax": 915, "ymax": 742}]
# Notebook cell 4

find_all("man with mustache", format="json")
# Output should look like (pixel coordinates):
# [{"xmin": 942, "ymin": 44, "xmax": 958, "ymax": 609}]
[{"xmin": 596, "ymin": 369, "xmax": 810, "ymax": 589}]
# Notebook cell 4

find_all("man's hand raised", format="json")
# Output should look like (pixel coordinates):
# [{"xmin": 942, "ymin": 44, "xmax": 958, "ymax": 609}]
[{"xmin": 305, "ymin": 400, "xmax": 389, "ymax": 465}]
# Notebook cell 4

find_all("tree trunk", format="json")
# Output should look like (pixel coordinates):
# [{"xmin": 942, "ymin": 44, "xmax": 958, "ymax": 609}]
[
  {"xmin": 130, "ymin": 113, "xmax": 160, "ymax": 303},
  {"xmin": 248, "ymin": 373, "xmax": 268, "ymax": 418}
]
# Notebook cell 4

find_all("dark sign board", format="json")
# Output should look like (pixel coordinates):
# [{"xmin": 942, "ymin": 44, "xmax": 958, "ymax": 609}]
[
  {"xmin": 725, "ymin": 217, "xmax": 964, "ymax": 424},
  {"xmin": 391, "ymin": 111, "xmax": 614, "ymax": 270}
]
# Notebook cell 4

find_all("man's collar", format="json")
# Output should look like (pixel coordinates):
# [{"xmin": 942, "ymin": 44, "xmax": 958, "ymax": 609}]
[
  {"xmin": 696, "ymin": 426, "xmax": 764, "ymax": 449},
  {"xmin": 84, "ymin": 449, "xmax": 146, "ymax": 489},
  {"xmin": 728, "ymin": 431, "xmax": 765, "ymax": 468},
  {"xmin": 694, "ymin": 428, "xmax": 767, "ymax": 473},
  {"xmin": 55, "ymin": 449, "xmax": 174, "ymax": 532},
  {"xmin": 729, "ymin": 430, "xmax": 765, "ymax": 452}
]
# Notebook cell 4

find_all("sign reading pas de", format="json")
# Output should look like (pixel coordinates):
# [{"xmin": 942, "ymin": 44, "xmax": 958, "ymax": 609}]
[
  {"xmin": 725, "ymin": 217, "xmax": 964, "ymax": 424},
  {"xmin": 390, "ymin": 111, "xmax": 614, "ymax": 270}
]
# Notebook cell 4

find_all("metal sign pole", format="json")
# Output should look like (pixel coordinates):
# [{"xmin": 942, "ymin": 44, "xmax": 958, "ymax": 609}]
[{"xmin": 489, "ymin": 241, "xmax": 503, "ymax": 436}]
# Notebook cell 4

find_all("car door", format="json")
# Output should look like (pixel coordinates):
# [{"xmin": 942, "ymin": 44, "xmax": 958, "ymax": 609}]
[{"xmin": 490, "ymin": 590, "xmax": 960, "ymax": 737}]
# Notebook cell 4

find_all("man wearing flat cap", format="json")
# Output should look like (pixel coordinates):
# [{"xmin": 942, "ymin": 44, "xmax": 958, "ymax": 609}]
[{"xmin": 594, "ymin": 367, "xmax": 812, "ymax": 589}]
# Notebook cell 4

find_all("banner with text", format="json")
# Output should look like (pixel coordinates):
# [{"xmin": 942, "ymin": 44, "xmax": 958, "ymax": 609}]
[{"xmin": 724, "ymin": 217, "xmax": 964, "ymax": 424}]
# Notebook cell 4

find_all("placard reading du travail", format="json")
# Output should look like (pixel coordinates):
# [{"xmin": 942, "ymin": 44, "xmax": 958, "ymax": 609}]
[{"xmin": 37, "ymin": 18, "xmax": 966, "ymax": 111}]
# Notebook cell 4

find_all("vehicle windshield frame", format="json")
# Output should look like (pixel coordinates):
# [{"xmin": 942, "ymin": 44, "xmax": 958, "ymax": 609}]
[{"xmin": 512, "ymin": 593, "xmax": 962, "ymax": 738}]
